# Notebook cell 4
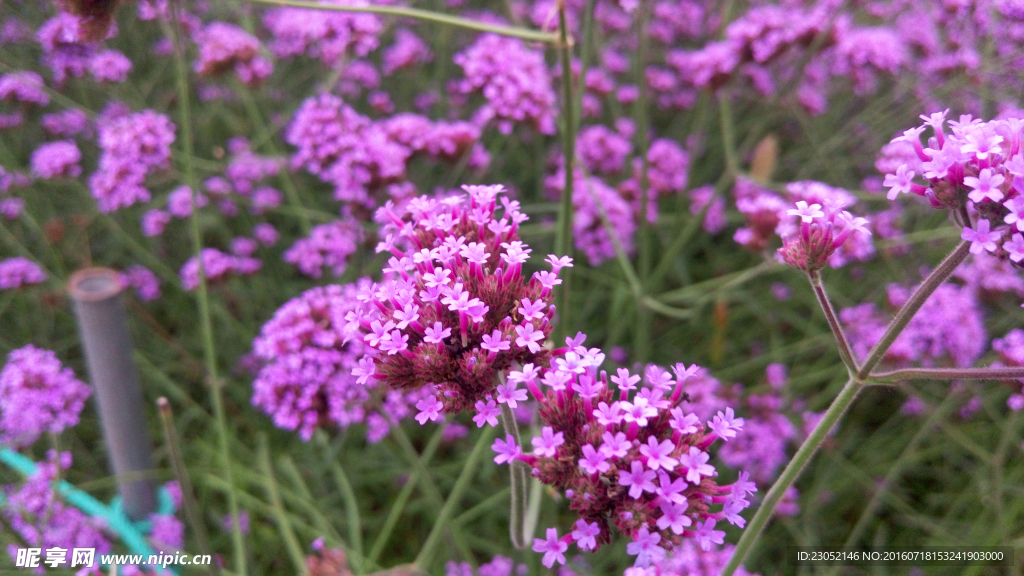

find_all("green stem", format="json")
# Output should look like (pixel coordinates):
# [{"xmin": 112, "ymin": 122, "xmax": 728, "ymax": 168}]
[
  {"xmin": 868, "ymin": 366, "xmax": 1024, "ymax": 384},
  {"xmin": 855, "ymin": 241, "xmax": 971, "ymax": 380},
  {"xmin": 157, "ymin": 399, "xmax": 215, "ymax": 575},
  {"xmin": 808, "ymin": 270, "xmax": 858, "ymax": 374},
  {"xmin": 413, "ymin": 424, "xmax": 498, "ymax": 570},
  {"xmin": 554, "ymin": 4, "xmax": 576, "ymax": 344},
  {"xmin": 499, "ymin": 403, "xmax": 529, "ymax": 549},
  {"xmin": 366, "ymin": 423, "xmax": 448, "ymax": 566},
  {"xmin": 721, "ymin": 377, "xmax": 863, "ymax": 576},
  {"xmin": 166, "ymin": 6, "xmax": 247, "ymax": 574},
  {"xmin": 329, "ymin": 461, "xmax": 364, "ymax": 573},
  {"xmin": 241, "ymin": 0, "xmax": 559, "ymax": 43},
  {"xmin": 257, "ymin": 435, "xmax": 307, "ymax": 575}
]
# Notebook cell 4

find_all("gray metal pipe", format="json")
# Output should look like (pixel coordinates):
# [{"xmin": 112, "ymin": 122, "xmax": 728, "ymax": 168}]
[{"xmin": 68, "ymin": 267, "xmax": 155, "ymax": 520}]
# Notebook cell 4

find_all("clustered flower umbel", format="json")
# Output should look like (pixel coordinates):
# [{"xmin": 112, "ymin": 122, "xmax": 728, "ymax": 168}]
[
  {"xmin": 883, "ymin": 111, "xmax": 1024, "ymax": 265},
  {"xmin": 251, "ymin": 281, "xmax": 431, "ymax": 442},
  {"xmin": 0, "ymin": 345, "xmax": 91, "ymax": 448},
  {"xmin": 329, "ymin": 184, "xmax": 752, "ymax": 568}
]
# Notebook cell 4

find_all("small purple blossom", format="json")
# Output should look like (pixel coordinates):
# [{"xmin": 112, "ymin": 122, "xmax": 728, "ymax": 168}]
[{"xmin": 532, "ymin": 528, "xmax": 568, "ymax": 568}]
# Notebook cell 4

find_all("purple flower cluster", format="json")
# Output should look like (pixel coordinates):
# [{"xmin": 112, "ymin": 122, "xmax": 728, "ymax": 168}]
[
  {"xmin": 193, "ymin": 22, "xmax": 272, "ymax": 86},
  {"xmin": 36, "ymin": 12, "xmax": 124, "ymax": 85},
  {"xmin": 630, "ymin": 539, "xmax": 759, "ymax": 576},
  {"xmin": 284, "ymin": 219, "xmax": 363, "ymax": 278},
  {"xmin": 0, "ymin": 71, "xmax": 49, "ymax": 106},
  {"xmin": 655, "ymin": 3, "xmax": 908, "ymax": 114},
  {"xmin": 346, "ymin": 184, "xmax": 561, "ymax": 413},
  {"xmin": 314, "ymin": 184, "xmax": 753, "ymax": 567},
  {"xmin": 263, "ymin": 2, "xmax": 382, "ymax": 67},
  {"xmin": 0, "ymin": 345, "xmax": 92, "ymax": 448},
  {"xmin": 286, "ymin": 93, "xmax": 481, "ymax": 205},
  {"xmin": 382, "ymin": 28, "xmax": 432, "ymax": 75},
  {"xmin": 30, "ymin": 141, "xmax": 82, "ymax": 179},
  {"xmin": 89, "ymin": 110, "xmax": 176, "ymax": 213},
  {"xmin": 41, "ymin": 108, "xmax": 91, "ymax": 137},
  {"xmin": 251, "ymin": 282, "xmax": 427, "ymax": 442},
  {"xmin": 546, "ymin": 167, "xmax": 636, "ymax": 266},
  {"xmin": 0, "ymin": 257, "xmax": 47, "ymax": 290},
  {"xmin": 179, "ymin": 248, "xmax": 261, "ymax": 291},
  {"xmin": 453, "ymin": 33, "xmax": 557, "ymax": 135},
  {"xmin": 3, "ymin": 451, "xmax": 112, "ymax": 567},
  {"xmin": 841, "ymin": 282, "xmax": 986, "ymax": 369},
  {"xmin": 121, "ymin": 265, "xmax": 161, "ymax": 301},
  {"xmin": 445, "ymin": 555, "xmax": 525, "ymax": 576},
  {"xmin": 730, "ymin": 178, "xmax": 874, "ymax": 271},
  {"xmin": 521, "ymin": 360, "xmax": 752, "ymax": 568},
  {"xmin": 881, "ymin": 111, "xmax": 1024, "ymax": 264}
]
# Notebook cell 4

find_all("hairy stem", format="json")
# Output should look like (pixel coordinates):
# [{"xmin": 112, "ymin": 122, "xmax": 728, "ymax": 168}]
[
  {"xmin": 554, "ymin": 3, "xmax": 576, "ymax": 343},
  {"xmin": 808, "ymin": 271, "xmax": 858, "ymax": 374},
  {"xmin": 868, "ymin": 366, "xmax": 1024, "ymax": 384},
  {"xmin": 721, "ymin": 377, "xmax": 863, "ymax": 576},
  {"xmin": 500, "ymin": 403, "xmax": 530, "ymax": 549}
]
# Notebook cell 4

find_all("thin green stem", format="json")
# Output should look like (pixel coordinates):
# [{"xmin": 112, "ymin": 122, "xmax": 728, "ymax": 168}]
[
  {"xmin": 241, "ymin": 0, "xmax": 559, "ymax": 43},
  {"xmin": 156, "ymin": 399, "xmax": 215, "ymax": 575},
  {"xmin": 499, "ymin": 403, "xmax": 529, "ymax": 550},
  {"xmin": 413, "ymin": 424, "xmax": 498, "ymax": 570},
  {"xmin": 554, "ymin": 4, "xmax": 576, "ymax": 344},
  {"xmin": 808, "ymin": 270, "xmax": 858, "ymax": 374},
  {"xmin": 632, "ymin": 1, "xmax": 653, "ymax": 361},
  {"xmin": 719, "ymin": 95, "xmax": 741, "ymax": 177},
  {"xmin": 166, "ymin": 6, "xmax": 246, "ymax": 574},
  {"xmin": 257, "ymin": 435, "xmax": 307, "ymax": 576},
  {"xmin": 855, "ymin": 241, "xmax": 971, "ymax": 380},
  {"xmin": 721, "ymin": 377, "xmax": 863, "ymax": 576},
  {"xmin": 365, "ymin": 423, "xmax": 448, "ymax": 566},
  {"xmin": 329, "ymin": 461, "xmax": 364, "ymax": 573}
]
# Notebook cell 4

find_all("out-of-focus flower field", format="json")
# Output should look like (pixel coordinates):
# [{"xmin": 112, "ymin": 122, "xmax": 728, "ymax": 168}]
[{"xmin": 1, "ymin": 0, "xmax": 1024, "ymax": 574}]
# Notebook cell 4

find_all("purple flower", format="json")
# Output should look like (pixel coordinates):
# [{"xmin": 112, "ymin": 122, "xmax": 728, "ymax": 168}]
[
  {"xmin": 89, "ymin": 110, "xmax": 175, "ymax": 212},
  {"xmin": 570, "ymin": 519, "xmax": 601, "ymax": 551},
  {"xmin": 532, "ymin": 527, "xmax": 568, "ymax": 568},
  {"xmin": 883, "ymin": 164, "xmax": 915, "ymax": 200},
  {"xmin": 1004, "ymin": 233, "xmax": 1024, "ymax": 262},
  {"xmin": 0, "ymin": 257, "xmax": 46, "ymax": 289},
  {"xmin": 284, "ymin": 219, "xmax": 363, "ymax": 278},
  {"xmin": 679, "ymin": 446, "xmax": 715, "ymax": 484},
  {"xmin": 415, "ymin": 395, "xmax": 443, "ymax": 424},
  {"xmin": 531, "ymin": 426, "xmax": 564, "ymax": 458},
  {"xmin": 30, "ymin": 141, "xmax": 81, "ymax": 179},
  {"xmin": 0, "ymin": 71, "xmax": 49, "ymax": 105},
  {"xmin": 619, "ymin": 460, "xmax": 658, "ymax": 499},
  {"xmin": 710, "ymin": 407, "xmax": 745, "ymax": 440},
  {"xmin": 472, "ymin": 397, "xmax": 500, "ymax": 428},
  {"xmin": 694, "ymin": 519, "xmax": 726, "ymax": 551},
  {"xmin": 121, "ymin": 265, "xmax": 161, "ymax": 301},
  {"xmin": 579, "ymin": 444, "xmax": 610, "ymax": 475},
  {"xmin": 639, "ymin": 437, "xmax": 679, "ymax": 471},
  {"xmin": 626, "ymin": 525, "xmax": 666, "ymax": 568},
  {"xmin": 655, "ymin": 500, "xmax": 692, "ymax": 535},
  {"xmin": 964, "ymin": 169, "xmax": 1005, "ymax": 203},
  {"xmin": 180, "ymin": 248, "xmax": 261, "ymax": 290},
  {"xmin": 89, "ymin": 49, "xmax": 131, "ymax": 82},
  {"xmin": 961, "ymin": 219, "xmax": 1001, "ymax": 255},
  {"xmin": 453, "ymin": 34, "xmax": 557, "ymax": 135},
  {"xmin": 787, "ymin": 200, "xmax": 824, "ymax": 222},
  {"xmin": 492, "ymin": 434, "xmax": 521, "ymax": 465},
  {"xmin": 0, "ymin": 346, "xmax": 92, "ymax": 447}
]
